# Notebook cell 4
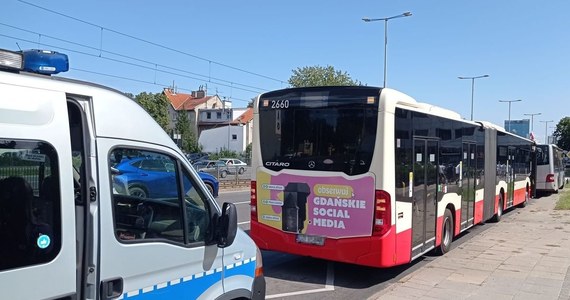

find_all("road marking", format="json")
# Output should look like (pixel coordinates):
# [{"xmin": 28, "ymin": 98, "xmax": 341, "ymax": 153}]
[
  {"xmin": 234, "ymin": 201, "xmax": 250, "ymax": 205},
  {"xmin": 238, "ymin": 221, "xmax": 250, "ymax": 225},
  {"xmin": 266, "ymin": 262, "xmax": 335, "ymax": 299}
]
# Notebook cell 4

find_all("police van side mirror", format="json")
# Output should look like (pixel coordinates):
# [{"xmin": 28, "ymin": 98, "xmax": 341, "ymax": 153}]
[{"xmin": 217, "ymin": 202, "xmax": 238, "ymax": 248}]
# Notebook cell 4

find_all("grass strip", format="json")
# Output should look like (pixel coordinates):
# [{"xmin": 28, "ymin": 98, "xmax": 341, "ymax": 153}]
[{"xmin": 555, "ymin": 181, "xmax": 570, "ymax": 210}]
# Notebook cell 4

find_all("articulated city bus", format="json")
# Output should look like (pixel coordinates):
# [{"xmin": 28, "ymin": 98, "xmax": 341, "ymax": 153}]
[
  {"xmin": 250, "ymin": 86, "xmax": 534, "ymax": 268},
  {"xmin": 535, "ymin": 144, "xmax": 565, "ymax": 194}
]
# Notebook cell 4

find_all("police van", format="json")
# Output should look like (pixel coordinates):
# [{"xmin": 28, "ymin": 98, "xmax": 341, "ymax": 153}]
[{"xmin": 0, "ymin": 48, "xmax": 265, "ymax": 300}]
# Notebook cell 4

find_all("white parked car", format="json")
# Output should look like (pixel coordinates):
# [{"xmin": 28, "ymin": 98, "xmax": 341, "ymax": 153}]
[{"xmin": 219, "ymin": 158, "xmax": 248, "ymax": 174}]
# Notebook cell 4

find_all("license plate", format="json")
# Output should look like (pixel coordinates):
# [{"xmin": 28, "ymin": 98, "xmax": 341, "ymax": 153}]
[{"xmin": 296, "ymin": 234, "xmax": 325, "ymax": 246}]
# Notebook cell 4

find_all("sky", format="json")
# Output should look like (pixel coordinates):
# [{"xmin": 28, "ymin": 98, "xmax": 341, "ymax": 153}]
[{"xmin": 2, "ymin": 0, "xmax": 569, "ymax": 143}]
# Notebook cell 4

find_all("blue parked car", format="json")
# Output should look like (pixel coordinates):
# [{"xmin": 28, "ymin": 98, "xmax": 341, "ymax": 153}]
[{"xmin": 113, "ymin": 157, "xmax": 219, "ymax": 198}]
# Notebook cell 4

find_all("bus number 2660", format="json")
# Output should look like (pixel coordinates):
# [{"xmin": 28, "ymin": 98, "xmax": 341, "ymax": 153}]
[{"xmin": 271, "ymin": 100, "xmax": 289, "ymax": 109}]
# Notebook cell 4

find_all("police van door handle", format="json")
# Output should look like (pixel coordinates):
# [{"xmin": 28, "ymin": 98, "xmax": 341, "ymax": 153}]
[{"xmin": 101, "ymin": 277, "xmax": 123, "ymax": 300}]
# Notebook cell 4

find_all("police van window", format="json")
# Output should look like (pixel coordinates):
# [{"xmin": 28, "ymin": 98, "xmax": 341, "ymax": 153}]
[
  {"xmin": 0, "ymin": 139, "xmax": 61, "ymax": 271},
  {"xmin": 181, "ymin": 168, "xmax": 211, "ymax": 244},
  {"xmin": 110, "ymin": 148, "xmax": 210, "ymax": 245}
]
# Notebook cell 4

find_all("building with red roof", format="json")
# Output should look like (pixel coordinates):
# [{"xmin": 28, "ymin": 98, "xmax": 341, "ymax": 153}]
[{"xmin": 164, "ymin": 87, "xmax": 254, "ymax": 153}]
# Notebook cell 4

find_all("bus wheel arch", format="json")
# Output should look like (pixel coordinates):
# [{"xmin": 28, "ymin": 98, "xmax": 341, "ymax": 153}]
[{"xmin": 519, "ymin": 183, "xmax": 529, "ymax": 208}]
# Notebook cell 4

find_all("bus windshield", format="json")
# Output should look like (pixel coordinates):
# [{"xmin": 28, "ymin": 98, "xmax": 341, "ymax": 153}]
[{"xmin": 258, "ymin": 87, "xmax": 379, "ymax": 175}]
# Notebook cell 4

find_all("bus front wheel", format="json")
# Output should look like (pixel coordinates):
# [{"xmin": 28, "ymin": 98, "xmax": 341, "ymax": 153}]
[{"xmin": 436, "ymin": 208, "xmax": 454, "ymax": 255}]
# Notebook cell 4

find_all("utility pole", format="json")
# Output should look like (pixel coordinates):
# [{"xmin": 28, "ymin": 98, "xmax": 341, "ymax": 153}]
[
  {"xmin": 498, "ymin": 99, "xmax": 522, "ymax": 132},
  {"xmin": 539, "ymin": 120, "xmax": 554, "ymax": 144},
  {"xmin": 523, "ymin": 112, "xmax": 541, "ymax": 134},
  {"xmin": 458, "ymin": 75, "xmax": 490, "ymax": 120}
]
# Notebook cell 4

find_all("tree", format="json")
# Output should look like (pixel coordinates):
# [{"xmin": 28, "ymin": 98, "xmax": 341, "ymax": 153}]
[
  {"xmin": 553, "ymin": 117, "xmax": 570, "ymax": 150},
  {"xmin": 135, "ymin": 92, "xmax": 169, "ymax": 132},
  {"xmin": 123, "ymin": 92, "xmax": 135, "ymax": 100},
  {"xmin": 245, "ymin": 142, "xmax": 252, "ymax": 163},
  {"xmin": 176, "ymin": 110, "xmax": 202, "ymax": 153},
  {"xmin": 288, "ymin": 65, "xmax": 361, "ymax": 87},
  {"xmin": 210, "ymin": 149, "xmax": 239, "ymax": 160}
]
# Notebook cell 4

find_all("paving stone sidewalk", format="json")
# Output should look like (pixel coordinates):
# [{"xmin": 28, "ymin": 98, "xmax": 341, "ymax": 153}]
[{"xmin": 371, "ymin": 191, "xmax": 570, "ymax": 300}]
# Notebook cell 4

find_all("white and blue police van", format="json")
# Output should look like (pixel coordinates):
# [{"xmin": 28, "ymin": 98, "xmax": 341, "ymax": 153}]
[{"xmin": 0, "ymin": 48, "xmax": 265, "ymax": 300}]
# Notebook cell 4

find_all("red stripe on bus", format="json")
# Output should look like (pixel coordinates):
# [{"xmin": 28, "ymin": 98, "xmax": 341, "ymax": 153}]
[
  {"xmin": 251, "ymin": 222, "xmax": 413, "ymax": 267},
  {"xmin": 474, "ymin": 200, "xmax": 484, "ymax": 224}
]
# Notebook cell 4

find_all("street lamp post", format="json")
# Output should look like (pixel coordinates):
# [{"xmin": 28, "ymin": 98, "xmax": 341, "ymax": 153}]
[
  {"xmin": 498, "ymin": 99, "xmax": 522, "ymax": 132},
  {"xmin": 222, "ymin": 98, "xmax": 232, "ymax": 151},
  {"xmin": 549, "ymin": 126, "xmax": 557, "ymax": 144},
  {"xmin": 363, "ymin": 11, "xmax": 412, "ymax": 88},
  {"xmin": 458, "ymin": 74, "xmax": 489, "ymax": 121},
  {"xmin": 523, "ymin": 112, "xmax": 541, "ymax": 134},
  {"xmin": 539, "ymin": 120, "xmax": 554, "ymax": 144}
]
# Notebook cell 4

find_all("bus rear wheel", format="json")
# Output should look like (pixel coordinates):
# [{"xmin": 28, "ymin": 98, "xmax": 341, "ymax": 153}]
[
  {"xmin": 492, "ymin": 196, "xmax": 504, "ymax": 222},
  {"xmin": 436, "ymin": 208, "xmax": 454, "ymax": 255}
]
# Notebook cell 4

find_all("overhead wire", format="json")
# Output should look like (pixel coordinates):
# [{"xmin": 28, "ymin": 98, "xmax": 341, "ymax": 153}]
[
  {"xmin": 1, "ymin": 33, "xmax": 263, "ymax": 96},
  {"xmin": 17, "ymin": 0, "xmax": 286, "ymax": 84},
  {"xmin": 0, "ymin": 23, "xmax": 268, "ymax": 93},
  {"xmin": 71, "ymin": 68, "xmax": 251, "ymax": 104}
]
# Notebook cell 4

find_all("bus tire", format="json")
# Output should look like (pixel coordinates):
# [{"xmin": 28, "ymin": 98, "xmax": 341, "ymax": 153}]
[
  {"xmin": 492, "ymin": 195, "xmax": 504, "ymax": 222},
  {"xmin": 436, "ymin": 208, "xmax": 454, "ymax": 255}
]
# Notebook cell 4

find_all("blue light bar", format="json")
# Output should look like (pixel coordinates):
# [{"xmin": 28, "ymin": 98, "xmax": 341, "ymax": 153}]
[{"xmin": 22, "ymin": 49, "xmax": 69, "ymax": 75}]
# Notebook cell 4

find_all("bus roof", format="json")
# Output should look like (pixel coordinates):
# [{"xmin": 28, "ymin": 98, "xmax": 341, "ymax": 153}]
[{"xmin": 381, "ymin": 88, "xmax": 464, "ymax": 121}]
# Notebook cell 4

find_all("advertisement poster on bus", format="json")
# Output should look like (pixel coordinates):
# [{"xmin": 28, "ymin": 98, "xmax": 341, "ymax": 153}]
[{"xmin": 256, "ymin": 170, "xmax": 375, "ymax": 238}]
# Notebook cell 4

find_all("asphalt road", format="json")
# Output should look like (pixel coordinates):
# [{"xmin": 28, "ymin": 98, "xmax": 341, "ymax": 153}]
[{"xmin": 216, "ymin": 190, "xmax": 496, "ymax": 299}]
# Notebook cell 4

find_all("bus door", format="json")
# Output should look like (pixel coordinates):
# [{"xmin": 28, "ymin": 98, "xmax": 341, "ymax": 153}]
[
  {"xmin": 530, "ymin": 146, "xmax": 537, "ymax": 198},
  {"xmin": 460, "ymin": 143, "xmax": 476, "ymax": 230},
  {"xmin": 411, "ymin": 139, "xmax": 438, "ymax": 258},
  {"xmin": 506, "ymin": 147, "xmax": 516, "ymax": 206}
]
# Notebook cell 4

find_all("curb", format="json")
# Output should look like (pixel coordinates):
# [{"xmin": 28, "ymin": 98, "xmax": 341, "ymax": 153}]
[
  {"xmin": 369, "ymin": 192, "xmax": 570, "ymax": 299},
  {"xmin": 219, "ymin": 186, "xmax": 249, "ymax": 194}
]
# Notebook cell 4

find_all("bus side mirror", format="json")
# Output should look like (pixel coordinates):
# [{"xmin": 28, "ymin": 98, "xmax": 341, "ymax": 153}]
[{"xmin": 217, "ymin": 202, "xmax": 237, "ymax": 248}]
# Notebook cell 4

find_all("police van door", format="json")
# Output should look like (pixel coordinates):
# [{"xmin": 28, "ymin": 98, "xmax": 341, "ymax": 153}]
[
  {"xmin": 96, "ymin": 140, "xmax": 226, "ymax": 300},
  {"xmin": 0, "ymin": 85, "xmax": 76, "ymax": 299}
]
